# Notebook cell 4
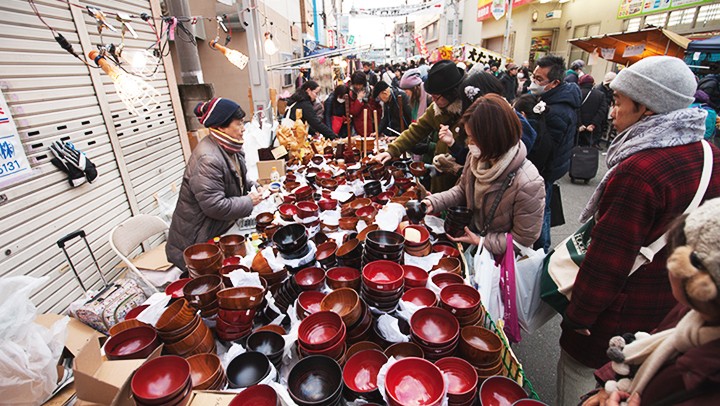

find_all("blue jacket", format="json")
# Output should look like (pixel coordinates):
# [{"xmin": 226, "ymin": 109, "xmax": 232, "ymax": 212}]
[{"xmin": 540, "ymin": 82, "xmax": 582, "ymax": 182}]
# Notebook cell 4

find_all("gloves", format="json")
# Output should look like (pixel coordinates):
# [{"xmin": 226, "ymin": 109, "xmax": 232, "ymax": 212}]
[
  {"xmin": 49, "ymin": 141, "xmax": 98, "ymax": 187},
  {"xmin": 433, "ymin": 154, "xmax": 462, "ymax": 175},
  {"xmin": 410, "ymin": 142, "xmax": 430, "ymax": 155}
]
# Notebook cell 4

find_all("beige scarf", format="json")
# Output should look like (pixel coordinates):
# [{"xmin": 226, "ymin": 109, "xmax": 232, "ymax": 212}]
[
  {"xmin": 469, "ymin": 143, "xmax": 520, "ymax": 201},
  {"xmin": 623, "ymin": 310, "xmax": 720, "ymax": 395}
]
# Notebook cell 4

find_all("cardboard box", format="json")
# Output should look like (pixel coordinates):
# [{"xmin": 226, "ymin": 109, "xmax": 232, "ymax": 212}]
[
  {"xmin": 129, "ymin": 242, "xmax": 173, "ymax": 272},
  {"xmin": 112, "ymin": 382, "xmax": 238, "ymax": 406},
  {"xmin": 256, "ymin": 159, "xmax": 286, "ymax": 185},
  {"xmin": 73, "ymin": 336, "xmax": 162, "ymax": 405}
]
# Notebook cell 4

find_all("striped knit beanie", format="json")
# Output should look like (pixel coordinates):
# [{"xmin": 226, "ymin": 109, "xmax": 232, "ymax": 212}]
[{"xmin": 194, "ymin": 97, "xmax": 242, "ymax": 128}]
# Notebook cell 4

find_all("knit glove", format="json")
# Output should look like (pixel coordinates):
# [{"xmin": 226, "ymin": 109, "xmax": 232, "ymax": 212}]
[
  {"xmin": 433, "ymin": 154, "xmax": 462, "ymax": 175},
  {"xmin": 49, "ymin": 141, "xmax": 98, "ymax": 186}
]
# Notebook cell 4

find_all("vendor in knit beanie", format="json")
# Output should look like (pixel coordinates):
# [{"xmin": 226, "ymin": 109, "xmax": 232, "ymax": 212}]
[{"xmin": 166, "ymin": 97, "xmax": 262, "ymax": 272}]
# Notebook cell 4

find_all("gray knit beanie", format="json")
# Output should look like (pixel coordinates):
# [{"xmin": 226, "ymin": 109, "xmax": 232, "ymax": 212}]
[
  {"xmin": 684, "ymin": 197, "xmax": 720, "ymax": 292},
  {"xmin": 610, "ymin": 56, "xmax": 695, "ymax": 114}
]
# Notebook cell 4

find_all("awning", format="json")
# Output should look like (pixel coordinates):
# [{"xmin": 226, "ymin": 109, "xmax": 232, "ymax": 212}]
[
  {"xmin": 687, "ymin": 36, "xmax": 720, "ymax": 54},
  {"xmin": 569, "ymin": 27, "xmax": 689, "ymax": 66}
]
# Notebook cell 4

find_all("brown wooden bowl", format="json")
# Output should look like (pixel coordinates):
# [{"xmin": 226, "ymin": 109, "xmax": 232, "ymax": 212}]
[
  {"xmin": 459, "ymin": 326, "xmax": 503, "ymax": 367},
  {"xmin": 316, "ymin": 241, "xmax": 338, "ymax": 262},
  {"xmin": 356, "ymin": 224, "xmax": 379, "ymax": 242},
  {"xmin": 183, "ymin": 243, "xmax": 222, "ymax": 271},
  {"xmin": 337, "ymin": 239, "xmax": 362, "ymax": 259},
  {"xmin": 346, "ymin": 341, "xmax": 383, "ymax": 359},
  {"xmin": 157, "ymin": 315, "xmax": 201, "ymax": 344},
  {"xmin": 155, "ymin": 299, "xmax": 197, "ymax": 332},
  {"xmin": 432, "ymin": 257, "xmax": 462, "ymax": 275},
  {"xmin": 183, "ymin": 275, "xmax": 224, "ymax": 308},
  {"xmin": 187, "ymin": 353, "xmax": 222, "ymax": 390},
  {"xmin": 251, "ymin": 252, "xmax": 273, "ymax": 274},
  {"xmin": 164, "ymin": 318, "xmax": 210, "ymax": 355},
  {"xmin": 384, "ymin": 341, "xmax": 425, "ymax": 360},
  {"xmin": 320, "ymin": 288, "xmax": 362, "ymax": 326},
  {"xmin": 218, "ymin": 235, "xmax": 247, "ymax": 257},
  {"xmin": 255, "ymin": 324, "xmax": 286, "ymax": 335},
  {"xmin": 217, "ymin": 286, "xmax": 266, "ymax": 310},
  {"xmin": 339, "ymin": 217, "xmax": 360, "ymax": 231}
]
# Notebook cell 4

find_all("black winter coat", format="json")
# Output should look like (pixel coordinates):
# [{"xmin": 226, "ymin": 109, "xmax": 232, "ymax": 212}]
[
  {"xmin": 539, "ymin": 82, "xmax": 582, "ymax": 182},
  {"xmin": 287, "ymin": 93, "xmax": 337, "ymax": 139},
  {"xmin": 379, "ymin": 88, "xmax": 413, "ymax": 137},
  {"xmin": 579, "ymin": 84, "xmax": 607, "ymax": 130},
  {"xmin": 323, "ymin": 96, "xmax": 349, "ymax": 138},
  {"xmin": 499, "ymin": 73, "xmax": 518, "ymax": 102},
  {"xmin": 166, "ymin": 136, "xmax": 256, "ymax": 270}
]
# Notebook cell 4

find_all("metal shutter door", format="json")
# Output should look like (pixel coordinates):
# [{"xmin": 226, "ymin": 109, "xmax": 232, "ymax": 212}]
[{"xmin": 0, "ymin": 0, "xmax": 186, "ymax": 313}]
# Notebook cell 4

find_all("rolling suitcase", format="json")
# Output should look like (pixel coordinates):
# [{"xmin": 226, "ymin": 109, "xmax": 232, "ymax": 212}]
[
  {"xmin": 569, "ymin": 144, "xmax": 599, "ymax": 184},
  {"xmin": 57, "ymin": 230, "xmax": 147, "ymax": 334}
]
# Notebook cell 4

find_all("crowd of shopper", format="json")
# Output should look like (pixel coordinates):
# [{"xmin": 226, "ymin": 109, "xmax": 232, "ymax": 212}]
[{"xmin": 240, "ymin": 54, "xmax": 720, "ymax": 405}]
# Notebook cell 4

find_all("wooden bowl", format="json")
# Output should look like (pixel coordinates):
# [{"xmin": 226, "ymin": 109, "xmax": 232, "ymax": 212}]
[
  {"xmin": 357, "ymin": 224, "xmax": 380, "ymax": 242},
  {"xmin": 183, "ymin": 275, "xmax": 224, "ymax": 308},
  {"xmin": 321, "ymin": 288, "xmax": 362, "ymax": 326},
  {"xmin": 187, "ymin": 353, "xmax": 222, "ymax": 390},
  {"xmin": 326, "ymin": 267, "xmax": 361, "ymax": 290},
  {"xmin": 218, "ymin": 235, "xmax": 247, "ymax": 257},
  {"xmin": 384, "ymin": 341, "xmax": 425, "ymax": 360},
  {"xmin": 155, "ymin": 299, "xmax": 197, "ymax": 333},
  {"xmin": 183, "ymin": 243, "xmax": 222, "ymax": 271},
  {"xmin": 105, "ymin": 326, "xmax": 160, "ymax": 360},
  {"xmin": 459, "ymin": 326, "xmax": 503, "ymax": 367},
  {"xmin": 131, "ymin": 355, "xmax": 190, "ymax": 405},
  {"xmin": 339, "ymin": 217, "xmax": 360, "ymax": 231},
  {"xmin": 217, "ymin": 286, "xmax": 265, "ymax": 310},
  {"xmin": 432, "ymin": 257, "xmax": 462, "ymax": 275}
]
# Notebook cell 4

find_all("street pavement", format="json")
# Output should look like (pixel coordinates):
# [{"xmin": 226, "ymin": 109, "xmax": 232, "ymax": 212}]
[{"xmin": 513, "ymin": 153, "xmax": 609, "ymax": 405}]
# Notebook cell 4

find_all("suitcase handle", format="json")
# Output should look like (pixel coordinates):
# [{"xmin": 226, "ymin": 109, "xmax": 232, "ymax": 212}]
[{"xmin": 57, "ymin": 230, "xmax": 86, "ymax": 248}]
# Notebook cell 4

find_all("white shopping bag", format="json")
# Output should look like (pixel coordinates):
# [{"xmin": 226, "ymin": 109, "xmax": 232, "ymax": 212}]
[
  {"xmin": 513, "ymin": 242, "xmax": 555, "ymax": 333},
  {"xmin": 472, "ymin": 238, "xmax": 504, "ymax": 323}
]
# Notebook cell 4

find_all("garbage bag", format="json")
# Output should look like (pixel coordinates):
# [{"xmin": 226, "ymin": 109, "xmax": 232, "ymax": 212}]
[{"xmin": 0, "ymin": 276, "xmax": 68, "ymax": 405}]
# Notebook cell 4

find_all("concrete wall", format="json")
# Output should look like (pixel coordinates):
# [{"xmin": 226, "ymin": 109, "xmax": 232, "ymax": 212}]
[
  {"xmin": 462, "ymin": 0, "xmax": 625, "ymax": 79},
  {"xmin": 170, "ymin": 0, "xmax": 301, "ymax": 115}
]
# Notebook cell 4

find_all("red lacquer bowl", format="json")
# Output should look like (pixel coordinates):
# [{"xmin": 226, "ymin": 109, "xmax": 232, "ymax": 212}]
[
  {"xmin": 342, "ymin": 349, "xmax": 388, "ymax": 393},
  {"xmin": 385, "ymin": 357, "xmax": 445, "ymax": 406}
]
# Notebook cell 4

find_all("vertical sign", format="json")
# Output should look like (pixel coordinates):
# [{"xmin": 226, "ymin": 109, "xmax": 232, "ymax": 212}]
[{"xmin": 0, "ymin": 90, "xmax": 31, "ymax": 186}]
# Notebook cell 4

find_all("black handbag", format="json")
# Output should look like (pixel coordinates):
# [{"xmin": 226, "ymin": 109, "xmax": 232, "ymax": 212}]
[{"xmin": 550, "ymin": 183, "xmax": 565, "ymax": 227}]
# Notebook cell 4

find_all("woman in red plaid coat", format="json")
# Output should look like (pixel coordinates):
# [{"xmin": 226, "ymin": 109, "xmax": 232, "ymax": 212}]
[{"xmin": 556, "ymin": 56, "xmax": 720, "ymax": 405}]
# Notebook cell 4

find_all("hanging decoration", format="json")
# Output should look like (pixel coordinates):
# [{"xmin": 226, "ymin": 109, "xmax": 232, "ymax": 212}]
[
  {"xmin": 88, "ymin": 50, "xmax": 160, "ymax": 116},
  {"xmin": 350, "ymin": 1, "xmax": 443, "ymax": 17}
]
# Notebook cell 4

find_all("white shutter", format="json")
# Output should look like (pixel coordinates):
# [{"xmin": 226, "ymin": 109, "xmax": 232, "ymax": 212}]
[{"xmin": 0, "ymin": 0, "xmax": 187, "ymax": 313}]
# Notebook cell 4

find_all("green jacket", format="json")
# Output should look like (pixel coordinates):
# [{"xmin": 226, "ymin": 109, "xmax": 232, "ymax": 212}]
[{"xmin": 387, "ymin": 100, "xmax": 464, "ymax": 192}]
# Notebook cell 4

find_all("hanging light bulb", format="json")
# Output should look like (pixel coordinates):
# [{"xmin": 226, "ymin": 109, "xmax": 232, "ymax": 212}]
[
  {"xmin": 211, "ymin": 40, "xmax": 249, "ymax": 70},
  {"xmin": 264, "ymin": 32, "xmax": 278, "ymax": 56},
  {"xmin": 88, "ymin": 50, "xmax": 160, "ymax": 116}
]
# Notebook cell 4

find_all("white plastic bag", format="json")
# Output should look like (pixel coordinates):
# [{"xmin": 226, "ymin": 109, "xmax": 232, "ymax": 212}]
[
  {"xmin": 473, "ymin": 239, "xmax": 504, "ymax": 323},
  {"xmin": 513, "ymin": 242, "xmax": 556, "ymax": 333},
  {"xmin": 0, "ymin": 276, "xmax": 69, "ymax": 405}
]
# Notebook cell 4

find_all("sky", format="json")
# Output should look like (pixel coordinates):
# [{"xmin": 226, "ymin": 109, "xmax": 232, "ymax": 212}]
[{"xmin": 341, "ymin": 0, "xmax": 445, "ymax": 48}]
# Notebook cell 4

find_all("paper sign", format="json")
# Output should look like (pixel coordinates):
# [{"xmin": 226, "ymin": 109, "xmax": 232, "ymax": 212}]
[
  {"xmin": 0, "ymin": 90, "xmax": 31, "ymax": 187},
  {"xmin": 693, "ymin": 52, "xmax": 701, "ymax": 61},
  {"xmin": 588, "ymin": 49, "xmax": 599, "ymax": 66},
  {"xmin": 622, "ymin": 44, "xmax": 646, "ymax": 58},
  {"xmin": 600, "ymin": 47, "xmax": 616, "ymax": 60}
]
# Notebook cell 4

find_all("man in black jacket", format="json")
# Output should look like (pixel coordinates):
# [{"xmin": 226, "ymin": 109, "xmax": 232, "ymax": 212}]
[
  {"xmin": 577, "ymin": 74, "xmax": 607, "ymax": 147},
  {"xmin": 371, "ymin": 81, "xmax": 412, "ymax": 138},
  {"xmin": 530, "ymin": 55, "xmax": 581, "ymax": 251},
  {"xmin": 499, "ymin": 63, "xmax": 519, "ymax": 102},
  {"xmin": 363, "ymin": 62, "xmax": 379, "ymax": 87}
]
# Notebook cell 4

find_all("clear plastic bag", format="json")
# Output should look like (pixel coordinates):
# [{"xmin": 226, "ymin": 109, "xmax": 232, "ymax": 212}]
[{"xmin": 0, "ymin": 276, "xmax": 69, "ymax": 405}]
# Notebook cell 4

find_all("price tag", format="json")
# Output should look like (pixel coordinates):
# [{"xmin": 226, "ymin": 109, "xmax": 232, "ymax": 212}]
[{"xmin": 0, "ymin": 90, "xmax": 31, "ymax": 187}]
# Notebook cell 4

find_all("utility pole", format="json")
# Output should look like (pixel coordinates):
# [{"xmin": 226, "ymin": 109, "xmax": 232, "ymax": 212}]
[
  {"xmin": 166, "ymin": 0, "xmax": 203, "ymax": 84},
  {"xmin": 502, "ymin": 0, "xmax": 514, "ymax": 59},
  {"xmin": 238, "ymin": 0, "xmax": 271, "ymax": 122}
]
